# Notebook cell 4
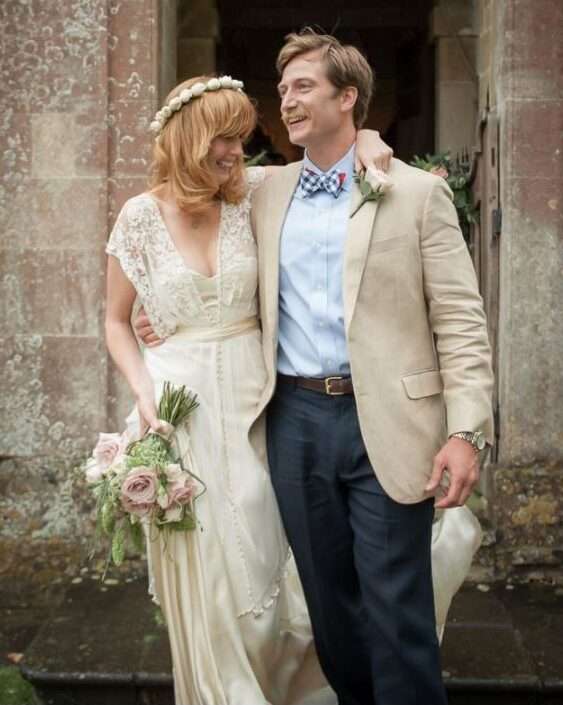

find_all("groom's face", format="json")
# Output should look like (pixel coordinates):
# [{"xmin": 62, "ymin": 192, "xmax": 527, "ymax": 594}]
[{"xmin": 278, "ymin": 50, "xmax": 347, "ymax": 149}]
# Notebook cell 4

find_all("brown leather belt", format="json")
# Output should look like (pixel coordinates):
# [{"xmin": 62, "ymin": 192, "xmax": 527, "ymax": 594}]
[{"xmin": 277, "ymin": 373, "xmax": 354, "ymax": 396}]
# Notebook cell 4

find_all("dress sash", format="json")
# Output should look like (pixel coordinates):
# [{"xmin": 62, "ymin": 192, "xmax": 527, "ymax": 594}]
[{"xmin": 170, "ymin": 316, "xmax": 259, "ymax": 343}]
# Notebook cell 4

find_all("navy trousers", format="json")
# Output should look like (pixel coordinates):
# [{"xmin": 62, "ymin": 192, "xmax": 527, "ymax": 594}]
[{"xmin": 266, "ymin": 382, "xmax": 448, "ymax": 705}]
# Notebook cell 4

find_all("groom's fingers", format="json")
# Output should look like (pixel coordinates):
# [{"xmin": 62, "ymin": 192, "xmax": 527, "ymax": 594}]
[
  {"xmin": 435, "ymin": 477, "xmax": 463, "ymax": 508},
  {"xmin": 375, "ymin": 147, "xmax": 393, "ymax": 172},
  {"xmin": 425, "ymin": 453, "xmax": 446, "ymax": 492}
]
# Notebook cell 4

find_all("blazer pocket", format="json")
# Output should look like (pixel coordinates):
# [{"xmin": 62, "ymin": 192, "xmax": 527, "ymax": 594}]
[
  {"xmin": 371, "ymin": 234, "xmax": 409, "ymax": 254},
  {"xmin": 401, "ymin": 369, "xmax": 444, "ymax": 399}
]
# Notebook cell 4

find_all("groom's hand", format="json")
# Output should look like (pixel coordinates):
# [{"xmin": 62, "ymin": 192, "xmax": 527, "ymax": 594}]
[
  {"xmin": 133, "ymin": 306, "xmax": 165, "ymax": 347},
  {"xmin": 425, "ymin": 437, "xmax": 480, "ymax": 508}
]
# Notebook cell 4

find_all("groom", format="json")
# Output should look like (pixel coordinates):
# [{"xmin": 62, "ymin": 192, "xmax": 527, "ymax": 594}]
[{"xmin": 249, "ymin": 30, "xmax": 493, "ymax": 705}]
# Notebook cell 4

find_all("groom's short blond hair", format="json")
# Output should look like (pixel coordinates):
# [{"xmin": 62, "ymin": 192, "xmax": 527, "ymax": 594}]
[{"xmin": 276, "ymin": 28, "xmax": 374, "ymax": 129}]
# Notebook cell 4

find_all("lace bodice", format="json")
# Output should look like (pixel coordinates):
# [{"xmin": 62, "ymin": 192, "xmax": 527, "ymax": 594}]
[{"xmin": 106, "ymin": 167, "xmax": 266, "ymax": 338}]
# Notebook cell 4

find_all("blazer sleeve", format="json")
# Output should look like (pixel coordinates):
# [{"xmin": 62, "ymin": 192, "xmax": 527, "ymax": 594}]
[{"xmin": 420, "ymin": 177, "xmax": 495, "ymax": 444}]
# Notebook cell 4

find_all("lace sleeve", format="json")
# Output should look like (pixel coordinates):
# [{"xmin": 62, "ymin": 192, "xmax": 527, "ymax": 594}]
[{"xmin": 106, "ymin": 199, "xmax": 176, "ymax": 338}]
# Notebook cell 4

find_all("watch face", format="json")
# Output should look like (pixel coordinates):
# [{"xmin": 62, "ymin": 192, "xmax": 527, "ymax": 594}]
[{"xmin": 474, "ymin": 431, "xmax": 486, "ymax": 450}]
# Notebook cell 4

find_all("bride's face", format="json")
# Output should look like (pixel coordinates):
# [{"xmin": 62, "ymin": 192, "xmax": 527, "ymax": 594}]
[{"xmin": 207, "ymin": 136, "xmax": 244, "ymax": 184}]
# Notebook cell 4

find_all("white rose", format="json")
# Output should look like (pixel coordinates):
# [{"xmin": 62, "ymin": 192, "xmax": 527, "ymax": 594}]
[
  {"xmin": 206, "ymin": 78, "xmax": 221, "ymax": 91},
  {"xmin": 169, "ymin": 96, "xmax": 182, "ymax": 111},
  {"xmin": 162, "ymin": 505, "xmax": 183, "ymax": 523},
  {"xmin": 364, "ymin": 166, "xmax": 393, "ymax": 194},
  {"xmin": 232, "ymin": 80, "xmax": 244, "ymax": 90},
  {"xmin": 219, "ymin": 76, "xmax": 233, "ymax": 88},
  {"xmin": 191, "ymin": 82, "xmax": 206, "ymax": 96},
  {"xmin": 161, "ymin": 106, "xmax": 172, "ymax": 119},
  {"xmin": 85, "ymin": 457, "xmax": 104, "ymax": 484},
  {"xmin": 149, "ymin": 120, "xmax": 162, "ymax": 133},
  {"xmin": 179, "ymin": 88, "xmax": 192, "ymax": 103}
]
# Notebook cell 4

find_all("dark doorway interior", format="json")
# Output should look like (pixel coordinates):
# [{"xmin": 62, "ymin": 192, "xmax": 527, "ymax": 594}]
[{"xmin": 214, "ymin": 0, "xmax": 435, "ymax": 163}]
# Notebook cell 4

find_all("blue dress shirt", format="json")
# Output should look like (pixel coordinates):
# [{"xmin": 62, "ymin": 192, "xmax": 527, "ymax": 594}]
[{"xmin": 277, "ymin": 144, "xmax": 355, "ymax": 377}]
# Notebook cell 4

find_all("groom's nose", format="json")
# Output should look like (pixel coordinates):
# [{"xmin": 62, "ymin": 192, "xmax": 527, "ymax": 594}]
[{"xmin": 280, "ymin": 90, "xmax": 297, "ymax": 114}]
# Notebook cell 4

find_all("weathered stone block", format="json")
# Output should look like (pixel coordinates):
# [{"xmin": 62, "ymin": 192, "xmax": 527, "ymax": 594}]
[
  {"xmin": 500, "ymin": 0, "xmax": 563, "ymax": 100},
  {"xmin": 503, "ymin": 100, "xmax": 563, "ymax": 181},
  {"xmin": 108, "ymin": 100, "xmax": 154, "ymax": 177},
  {"xmin": 437, "ymin": 37, "xmax": 477, "ymax": 82},
  {"xmin": 108, "ymin": 0, "xmax": 157, "ymax": 100},
  {"xmin": 436, "ymin": 80, "xmax": 478, "ymax": 153},
  {"xmin": 1, "ymin": 249, "xmax": 105, "ymax": 336},
  {"xmin": 1, "ymin": 0, "xmax": 108, "ymax": 112},
  {"xmin": 3, "ymin": 178, "xmax": 108, "ymax": 250},
  {"xmin": 31, "ymin": 108, "xmax": 108, "ymax": 178},
  {"xmin": 0, "ymin": 335, "xmax": 107, "ymax": 458},
  {"xmin": 491, "ymin": 464, "xmax": 563, "ymax": 577},
  {"xmin": 431, "ymin": 0, "xmax": 477, "ymax": 37}
]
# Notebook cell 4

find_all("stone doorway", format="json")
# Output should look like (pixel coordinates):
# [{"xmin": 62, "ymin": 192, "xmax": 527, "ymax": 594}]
[{"xmin": 169, "ymin": 0, "xmax": 436, "ymax": 163}]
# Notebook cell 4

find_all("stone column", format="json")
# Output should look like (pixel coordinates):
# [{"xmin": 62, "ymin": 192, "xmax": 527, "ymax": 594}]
[
  {"xmin": 490, "ymin": 0, "xmax": 563, "ymax": 579},
  {"xmin": 0, "ymin": 0, "xmax": 162, "ymax": 581},
  {"xmin": 177, "ymin": 0, "xmax": 218, "ymax": 81},
  {"xmin": 432, "ymin": 0, "xmax": 478, "ymax": 153}
]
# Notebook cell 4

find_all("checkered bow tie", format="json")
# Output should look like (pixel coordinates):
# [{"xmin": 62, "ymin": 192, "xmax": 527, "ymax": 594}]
[{"xmin": 299, "ymin": 168, "xmax": 346, "ymax": 198}]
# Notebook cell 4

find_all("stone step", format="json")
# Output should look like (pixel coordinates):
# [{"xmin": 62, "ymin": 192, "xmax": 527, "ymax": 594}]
[{"xmin": 19, "ymin": 579, "xmax": 563, "ymax": 705}]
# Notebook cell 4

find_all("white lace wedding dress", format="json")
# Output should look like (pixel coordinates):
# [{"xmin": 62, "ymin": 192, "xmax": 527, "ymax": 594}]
[
  {"xmin": 106, "ymin": 166, "xmax": 481, "ymax": 705},
  {"xmin": 106, "ymin": 168, "xmax": 332, "ymax": 705}
]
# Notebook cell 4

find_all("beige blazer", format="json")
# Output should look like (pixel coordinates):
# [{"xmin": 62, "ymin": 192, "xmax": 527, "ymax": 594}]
[{"xmin": 250, "ymin": 158, "xmax": 494, "ymax": 504}]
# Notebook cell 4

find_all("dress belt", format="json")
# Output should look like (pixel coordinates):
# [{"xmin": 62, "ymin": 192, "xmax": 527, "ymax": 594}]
[
  {"xmin": 277, "ymin": 373, "xmax": 354, "ymax": 396},
  {"xmin": 171, "ymin": 316, "xmax": 259, "ymax": 343}
]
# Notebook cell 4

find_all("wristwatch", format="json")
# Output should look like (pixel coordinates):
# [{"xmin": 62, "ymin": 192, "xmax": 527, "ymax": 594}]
[{"xmin": 449, "ymin": 430, "xmax": 487, "ymax": 452}]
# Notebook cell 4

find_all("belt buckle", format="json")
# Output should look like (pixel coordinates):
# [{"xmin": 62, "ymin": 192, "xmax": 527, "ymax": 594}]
[{"xmin": 324, "ymin": 376, "xmax": 345, "ymax": 395}]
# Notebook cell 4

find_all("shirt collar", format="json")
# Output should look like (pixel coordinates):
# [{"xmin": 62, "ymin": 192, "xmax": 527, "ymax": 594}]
[{"xmin": 302, "ymin": 143, "xmax": 355, "ymax": 193}]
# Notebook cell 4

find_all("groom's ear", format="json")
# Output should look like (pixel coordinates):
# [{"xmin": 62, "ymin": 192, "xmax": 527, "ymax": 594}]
[{"xmin": 339, "ymin": 86, "xmax": 358, "ymax": 115}]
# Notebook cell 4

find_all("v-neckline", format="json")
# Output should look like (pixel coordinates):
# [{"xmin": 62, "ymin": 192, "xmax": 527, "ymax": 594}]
[{"xmin": 146, "ymin": 194, "xmax": 223, "ymax": 280}]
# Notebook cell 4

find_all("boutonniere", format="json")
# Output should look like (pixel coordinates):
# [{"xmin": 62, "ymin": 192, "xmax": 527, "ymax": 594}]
[{"xmin": 350, "ymin": 166, "xmax": 394, "ymax": 218}]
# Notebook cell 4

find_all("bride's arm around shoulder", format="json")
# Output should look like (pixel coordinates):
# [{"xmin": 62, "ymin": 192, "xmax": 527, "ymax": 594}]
[{"xmin": 247, "ymin": 127, "xmax": 393, "ymax": 184}]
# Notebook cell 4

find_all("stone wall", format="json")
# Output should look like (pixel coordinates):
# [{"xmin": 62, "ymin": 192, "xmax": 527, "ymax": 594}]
[
  {"xmin": 483, "ymin": 0, "xmax": 563, "ymax": 580},
  {"xmin": 0, "ymin": 0, "xmax": 161, "ymax": 583}
]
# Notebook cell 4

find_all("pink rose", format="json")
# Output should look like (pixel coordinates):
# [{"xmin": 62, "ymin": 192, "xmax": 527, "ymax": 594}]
[
  {"xmin": 121, "ymin": 466, "xmax": 158, "ymax": 517},
  {"xmin": 430, "ymin": 165, "xmax": 449, "ymax": 179}
]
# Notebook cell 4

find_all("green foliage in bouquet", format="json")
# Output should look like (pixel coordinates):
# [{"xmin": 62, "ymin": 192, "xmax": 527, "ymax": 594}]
[
  {"xmin": 87, "ymin": 383, "xmax": 203, "ymax": 576},
  {"xmin": 411, "ymin": 151, "xmax": 479, "ymax": 243}
]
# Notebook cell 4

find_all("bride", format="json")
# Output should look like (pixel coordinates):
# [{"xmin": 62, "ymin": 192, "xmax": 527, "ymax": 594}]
[{"xmin": 105, "ymin": 75, "xmax": 479, "ymax": 705}]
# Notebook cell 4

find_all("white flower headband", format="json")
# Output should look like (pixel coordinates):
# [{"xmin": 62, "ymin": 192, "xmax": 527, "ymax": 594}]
[{"xmin": 149, "ymin": 76, "xmax": 245, "ymax": 136}]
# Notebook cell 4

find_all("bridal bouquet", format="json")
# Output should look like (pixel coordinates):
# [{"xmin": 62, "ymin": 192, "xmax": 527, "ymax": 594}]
[{"xmin": 84, "ymin": 382, "xmax": 203, "ymax": 568}]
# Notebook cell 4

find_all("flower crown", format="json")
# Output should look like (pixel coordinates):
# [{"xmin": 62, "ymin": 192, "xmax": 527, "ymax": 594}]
[{"xmin": 149, "ymin": 76, "xmax": 245, "ymax": 136}]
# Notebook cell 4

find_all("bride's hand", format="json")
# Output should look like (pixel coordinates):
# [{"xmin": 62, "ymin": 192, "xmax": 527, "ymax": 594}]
[{"xmin": 355, "ymin": 129, "xmax": 393, "ymax": 173}]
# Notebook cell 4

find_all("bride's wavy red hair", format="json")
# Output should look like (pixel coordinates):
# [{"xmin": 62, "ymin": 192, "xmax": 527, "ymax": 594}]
[{"xmin": 149, "ymin": 76, "xmax": 257, "ymax": 213}]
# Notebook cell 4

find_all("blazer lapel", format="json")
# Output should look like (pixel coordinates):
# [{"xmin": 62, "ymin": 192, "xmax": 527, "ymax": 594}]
[
  {"xmin": 261, "ymin": 161, "xmax": 302, "ymax": 341},
  {"xmin": 343, "ymin": 182, "xmax": 380, "ymax": 333}
]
